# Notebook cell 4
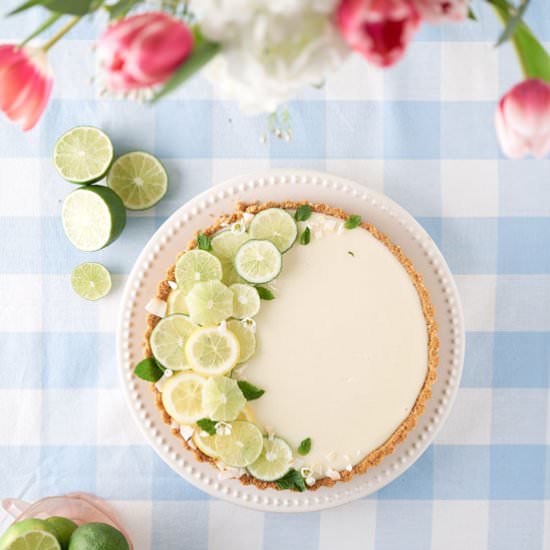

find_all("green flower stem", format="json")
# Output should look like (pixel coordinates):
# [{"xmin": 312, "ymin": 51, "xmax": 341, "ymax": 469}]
[
  {"xmin": 42, "ymin": 14, "xmax": 82, "ymax": 52},
  {"xmin": 19, "ymin": 12, "xmax": 62, "ymax": 48}
]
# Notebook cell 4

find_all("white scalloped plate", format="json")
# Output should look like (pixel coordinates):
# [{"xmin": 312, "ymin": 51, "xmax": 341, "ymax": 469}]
[{"xmin": 117, "ymin": 170, "xmax": 464, "ymax": 513}]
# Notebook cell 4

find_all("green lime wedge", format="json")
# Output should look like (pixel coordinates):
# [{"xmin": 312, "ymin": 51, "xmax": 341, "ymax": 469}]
[
  {"xmin": 248, "ymin": 208, "xmax": 298, "ymax": 252},
  {"xmin": 53, "ymin": 126, "xmax": 114, "ymax": 184},
  {"xmin": 247, "ymin": 436, "xmax": 293, "ymax": 481},
  {"xmin": 215, "ymin": 420, "xmax": 264, "ymax": 467},
  {"xmin": 0, "ymin": 519, "xmax": 61, "ymax": 550},
  {"xmin": 202, "ymin": 376, "xmax": 246, "ymax": 421},
  {"xmin": 234, "ymin": 239, "xmax": 282, "ymax": 284},
  {"xmin": 150, "ymin": 313, "xmax": 197, "ymax": 371},
  {"xmin": 107, "ymin": 151, "xmax": 168, "ymax": 210},
  {"xmin": 71, "ymin": 262, "xmax": 112, "ymax": 301},
  {"xmin": 62, "ymin": 186, "xmax": 126, "ymax": 251}
]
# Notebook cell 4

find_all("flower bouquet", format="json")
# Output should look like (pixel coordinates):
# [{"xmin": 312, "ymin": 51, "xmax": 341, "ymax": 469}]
[{"xmin": 1, "ymin": 0, "xmax": 549, "ymax": 158}]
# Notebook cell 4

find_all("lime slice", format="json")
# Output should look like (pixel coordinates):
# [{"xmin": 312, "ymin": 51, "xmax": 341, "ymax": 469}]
[
  {"xmin": 71, "ymin": 262, "xmax": 112, "ymax": 301},
  {"xmin": 161, "ymin": 372, "xmax": 206, "ymax": 424},
  {"xmin": 186, "ymin": 280, "xmax": 233, "ymax": 326},
  {"xmin": 211, "ymin": 230, "xmax": 250, "ymax": 260},
  {"xmin": 202, "ymin": 376, "xmax": 246, "ymax": 421},
  {"xmin": 247, "ymin": 436, "xmax": 293, "ymax": 481},
  {"xmin": 249, "ymin": 208, "xmax": 298, "ymax": 252},
  {"xmin": 227, "ymin": 319, "xmax": 256, "ymax": 363},
  {"xmin": 192, "ymin": 428, "xmax": 218, "ymax": 458},
  {"xmin": 221, "ymin": 260, "xmax": 245, "ymax": 286},
  {"xmin": 0, "ymin": 519, "xmax": 61, "ymax": 550},
  {"xmin": 107, "ymin": 151, "xmax": 168, "ymax": 210},
  {"xmin": 215, "ymin": 420, "xmax": 264, "ymax": 467},
  {"xmin": 239, "ymin": 405, "xmax": 255, "ymax": 423},
  {"xmin": 166, "ymin": 288, "xmax": 189, "ymax": 315},
  {"xmin": 234, "ymin": 239, "xmax": 282, "ymax": 284},
  {"xmin": 185, "ymin": 326, "xmax": 240, "ymax": 375},
  {"xmin": 230, "ymin": 283, "xmax": 261, "ymax": 319},
  {"xmin": 150, "ymin": 314, "xmax": 196, "ymax": 371},
  {"xmin": 62, "ymin": 186, "xmax": 126, "ymax": 251},
  {"xmin": 175, "ymin": 250, "xmax": 223, "ymax": 295},
  {"xmin": 53, "ymin": 126, "xmax": 114, "ymax": 184}
]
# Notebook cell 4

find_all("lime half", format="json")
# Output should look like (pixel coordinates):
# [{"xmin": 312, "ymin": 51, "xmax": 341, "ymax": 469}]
[
  {"xmin": 202, "ymin": 376, "xmax": 246, "ymax": 421},
  {"xmin": 161, "ymin": 372, "xmax": 206, "ymax": 424},
  {"xmin": 215, "ymin": 420, "xmax": 264, "ymax": 467},
  {"xmin": 62, "ymin": 186, "xmax": 126, "ymax": 251},
  {"xmin": 53, "ymin": 126, "xmax": 114, "ymax": 184},
  {"xmin": 175, "ymin": 250, "xmax": 223, "ymax": 295},
  {"xmin": 234, "ymin": 239, "xmax": 282, "ymax": 284},
  {"xmin": 185, "ymin": 326, "xmax": 240, "ymax": 376},
  {"xmin": 150, "ymin": 314, "xmax": 196, "ymax": 371},
  {"xmin": 71, "ymin": 262, "xmax": 112, "ymax": 301},
  {"xmin": 0, "ymin": 519, "xmax": 61, "ymax": 550},
  {"xmin": 107, "ymin": 151, "xmax": 168, "ymax": 210},
  {"xmin": 249, "ymin": 208, "xmax": 298, "ymax": 252},
  {"xmin": 247, "ymin": 436, "xmax": 293, "ymax": 481}
]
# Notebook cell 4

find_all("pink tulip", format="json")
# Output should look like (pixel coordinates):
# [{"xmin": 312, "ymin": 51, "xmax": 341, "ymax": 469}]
[
  {"xmin": 413, "ymin": 0, "xmax": 468, "ymax": 23},
  {"xmin": 337, "ymin": 0, "xmax": 421, "ymax": 68},
  {"xmin": 97, "ymin": 12, "xmax": 193, "ymax": 91},
  {"xmin": 0, "ymin": 45, "xmax": 53, "ymax": 131},
  {"xmin": 495, "ymin": 78, "xmax": 550, "ymax": 159}
]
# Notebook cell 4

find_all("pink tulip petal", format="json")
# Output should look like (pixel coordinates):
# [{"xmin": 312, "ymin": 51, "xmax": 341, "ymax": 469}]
[
  {"xmin": 0, "ymin": 57, "xmax": 37, "ymax": 111},
  {"xmin": 21, "ymin": 74, "xmax": 52, "ymax": 131}
]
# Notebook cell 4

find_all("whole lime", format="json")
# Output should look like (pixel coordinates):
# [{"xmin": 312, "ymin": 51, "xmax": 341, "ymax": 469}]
[
  {"xmin": 0, "ymin": 518, "xmax": 61, "ymax": 550},
  {"xmin": 68, "ymin": 523, "xmax": 129, "ymax": 550},
  {"xmin": 45, "ymin": 517, "xmax": 78, "ymax": 549}
]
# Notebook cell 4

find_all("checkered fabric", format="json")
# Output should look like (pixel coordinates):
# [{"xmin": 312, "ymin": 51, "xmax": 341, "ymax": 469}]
[{"xmin": 1, "ymin": 1, "xmax": 550, "ymax": 548}]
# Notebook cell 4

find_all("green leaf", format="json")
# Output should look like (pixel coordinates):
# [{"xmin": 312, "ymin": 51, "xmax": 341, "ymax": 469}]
[
  {"xmin": 275, "ymin": 468, "xmax": 306, "ymax": 492},
  {"xmin": 105, "ymin": 0, "xmax": 141, "ymax": 18},
  {"xmin": 20, "ymin": 11, "xmax": 62, "ymax": 46},
  {"xmin": 256, "ymin": 286, "xmax": 275, "ymax": 300},
  {"xmin": 344, "ymin": 215, "xmax": 362, "ymax": 229},
  {"xmin": 467, "ymin": 6, "xmax": 477, "ymax": 20},
  {"xmin": 134, "ymin": 357, "xmax": 164, "ymax": 382},
  {"xmin": 297, "ymin": 437, "xmax": 312, "ymax": 456},
  {"xmin": 237, "ymin": 380, "xmax": 265, "ymax": 401},
  {"xmin": 197, "ymin": 418, "xmax": 217, "ymax": 436},
  {"xmin": 294, "ymin": 204, "xmax": 312, "ymax": 222},
  {"xmin": 9, "ymin": 0, "xmax": 98, "ymax": 15},
  {"xmin": 495, "ymin": 0, "xmax": 531, "ymax": 46},
  {"xmin": 153, "ymin": 35, "xmax": 220, "ymax": 102},
  {"xmin": 299, "ymin": 227, "xmax": 311, "ymax": 245},
  {"xmin": 197, "ymin": 232, "xmax": 212, "ymax": 251},
  {"xmin": 347, "ymin": 250, "xmax": 355, "ymax": 257},
  {"xmin": 489, "ymin": 0, "xmax": 550, "ymax": 83}
]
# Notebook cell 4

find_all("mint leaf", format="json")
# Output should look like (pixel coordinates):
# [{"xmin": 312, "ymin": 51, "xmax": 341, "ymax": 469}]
[
  {"xmin": 134, "ymin": 357, "xmax": 164, "ymax": 382},
  {"xmin": 197, "ymin": 232, "xmax": 212, "ymax": 251},
  {"xmin": 9, "ymin": 0, "xmax": 98, "ymax": 15},
  {"xmin": 106, "ymin": 0, "xmax": 142, "ymax": 18},
  {"xmin": 294, "ymin": 204, "xmax": 312, "ymax": 222},
  {"xmin": 300, "ymin": 227, "xmax": 311, "ymax": 245},
  {"xmin": 237, "ymin": 380, "xmax": 265, "ymax": 401},
  {"xmin": 344, "ymin": 215, "xmax": 362, "ymax": 229},
  {"xmin": 297, "ymin": 437, "xmax": 312, "ymax": 456},
  {"xmin": 197, "ymin": 418, "xmax": 217, "ymax": 435},
  {"xmin": 275, "ymin": 468, "xmax": 306, "ymax": 492},
  {"xmin": 256, "ymin": 286, "xmax": 275, "ymax": 300}
]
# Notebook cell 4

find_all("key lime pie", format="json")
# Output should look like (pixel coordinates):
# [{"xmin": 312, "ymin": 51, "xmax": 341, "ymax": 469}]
[{"xmin": 137, "ymin": 202, "xmax": 438, "ymax": 491}]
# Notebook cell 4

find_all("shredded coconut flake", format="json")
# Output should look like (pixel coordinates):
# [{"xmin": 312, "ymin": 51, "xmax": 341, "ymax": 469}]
[
  {"xmin": 325, "ymin": 468, "xmax": 341, "ymax": 481},
  {"xmin": 179, "ymin": 425, "xmax": 195, "ymax": 441},
  {"xmin": 167, "ymin": 280, "xmax": 178, "ymax": 290},
  {"xmin": 145, "ymin": 297, "xmax": 167, "ymax": 318},
  {"xmin": 218, "ymin": 320, "xmax": 227, "ymax": 332},
  {"xmin": 305, "ymin": 476, "xmax": 316, "ymax": 487}
]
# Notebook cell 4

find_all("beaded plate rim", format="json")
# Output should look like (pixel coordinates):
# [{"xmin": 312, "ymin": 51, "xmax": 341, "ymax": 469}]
[{"xmin": 116, "ymin": 169, "xmax": 465, "ymax": 513}]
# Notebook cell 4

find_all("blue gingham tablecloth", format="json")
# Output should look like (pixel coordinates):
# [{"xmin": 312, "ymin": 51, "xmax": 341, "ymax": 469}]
[{"xmin": 1, "ymin": 2, "xmax": 550, "ymax": 549}]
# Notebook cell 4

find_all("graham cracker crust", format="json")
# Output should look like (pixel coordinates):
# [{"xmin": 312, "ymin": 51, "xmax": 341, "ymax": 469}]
[{"xmin": 142, "ymin": 201, "xmax": 439, "ymax": 490}]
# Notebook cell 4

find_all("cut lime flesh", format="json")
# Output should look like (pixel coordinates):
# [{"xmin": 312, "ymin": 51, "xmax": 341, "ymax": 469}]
[
  {"xmin": 166, "ymin": 288, "xmax": 189, "ymax": 315},
  {"xmin": 185, "ymin": 326, "xmax": 240, "ymax": 376},
  {"xmin": 230, "ymin": 283, "xmax": 261, "ymax": 319},
  {"xmin": 234, "ymin": 239, "xmax": 282, "ymax": 284},
  {"xmin": 161, "ymin": 372, "xmax": 205, "ymax": 424},
  {"xmin": 215, "ymin": 420, "xmax": 264, "ymax": 467},
  {"xmin": 211, "ymin": 230, "xmax": 250, "ymax": 260},
  {"xmin": 227, "ymin": 319, "xmax": 256, "ymax": 363},
  {"xmin": 62, "ymin": 186, "xmax": 126, "ymax": 251},
  {"xmin": 175, "ymin": 250, "xmax": 223, "ymax": 295},
  {"xmin": 202, "ymin": 376, "xmax": 246, "ymax": 421},
  {"xmin": 0, "ymin": 519, "xmax": 61, "ymax": 550},
  {"xmin": 71, "ymin": 262, "xmax": 112, "ymax": 300},
  {"xmin": 186, "ymin": 280, "xmax": 234, "ymax": 326},
  {"xmin": 247, "ymin": 436, "xmax": 293, "ymax": 481},
  {"xmin": 107, "ymin": 151, "xmax": 168, "ymax": 210},
  {"xmin": 53, "ymin": 126, "xmax": 114, "ymax": 184},
  {"xmin": 150, "ymin": 314, "xmax": 196, "ymax": 370},
  {"xmin": 248, "ymin": 208, "xmax": 298, "ymax": 252}
]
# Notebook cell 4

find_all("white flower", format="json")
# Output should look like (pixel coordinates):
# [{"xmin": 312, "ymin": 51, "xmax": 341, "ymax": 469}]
[{"xmin": 193, "ymin": 0, "xmax": 348, "ymax": 113}]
